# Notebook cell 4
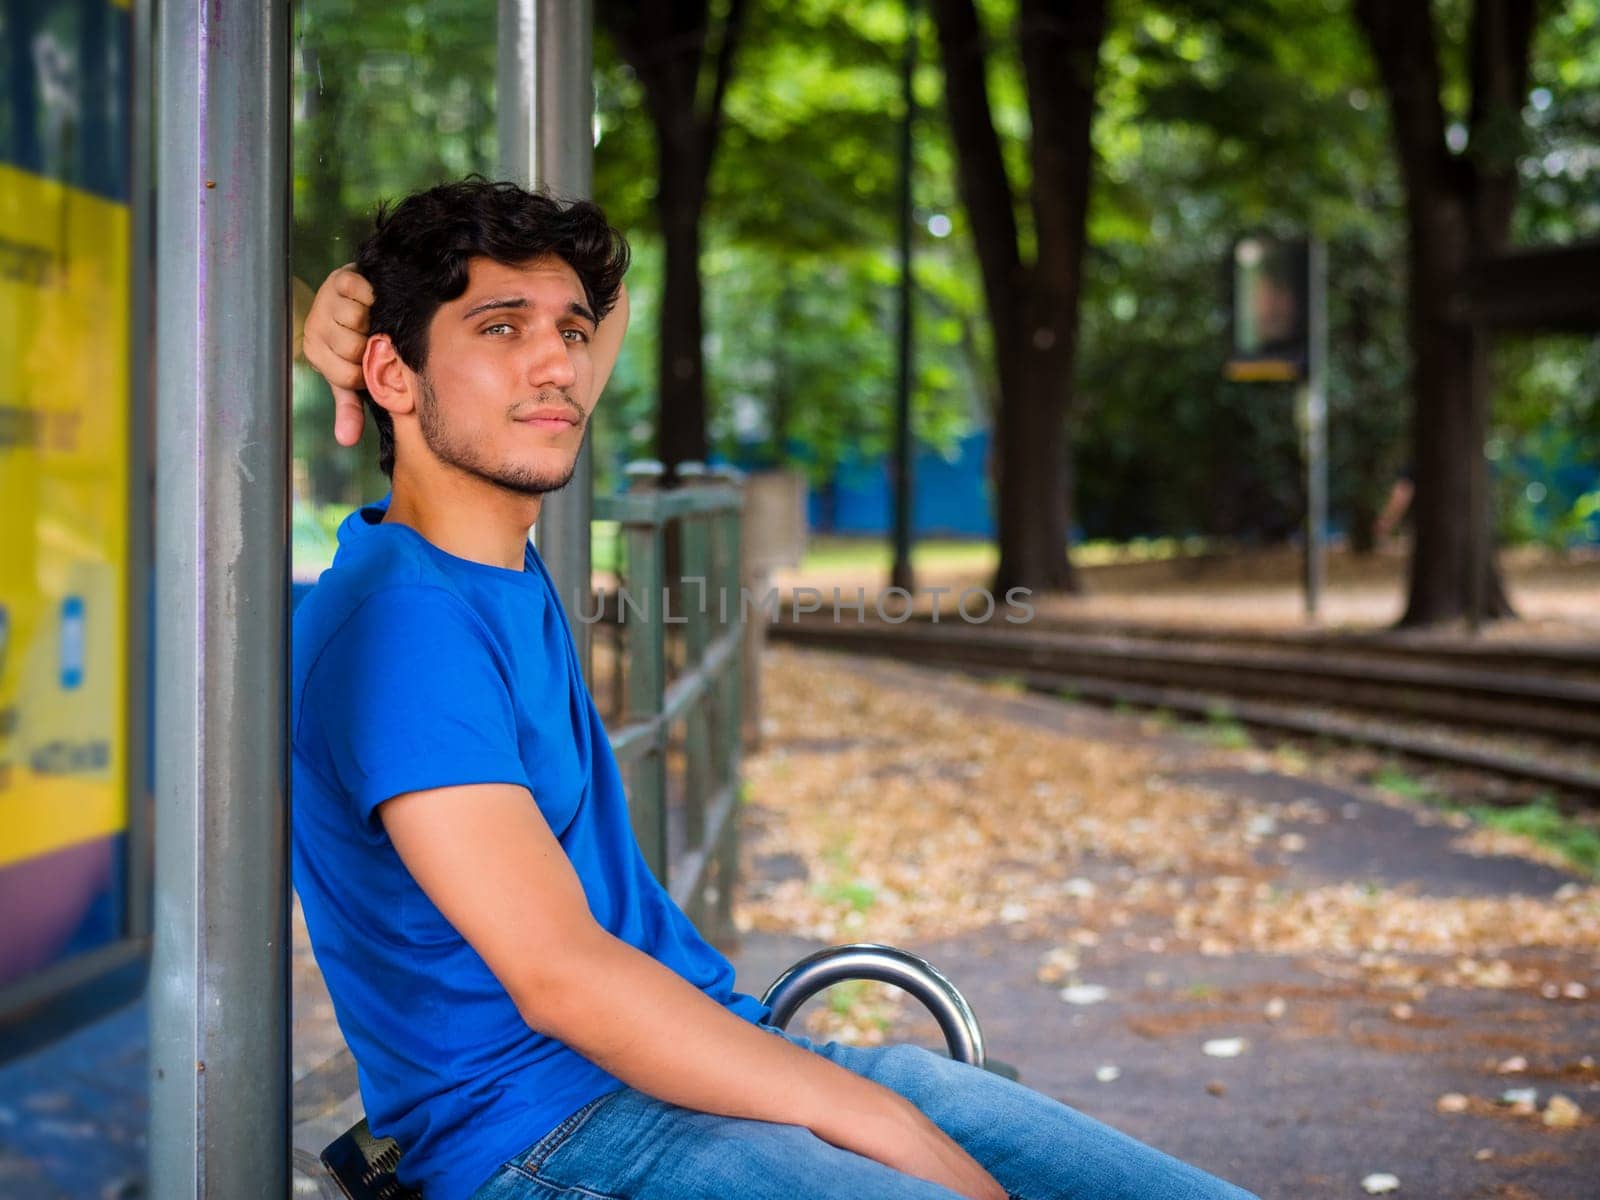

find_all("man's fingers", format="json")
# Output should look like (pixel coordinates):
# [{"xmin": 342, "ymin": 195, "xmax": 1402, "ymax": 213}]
[
  {"xmin": 331, "ymin": 385, "xmax": 366, "ymax": 447},
  {"xmin": 304, "ymin": 329, "xmax": 368, "ymax": 389},
  {"xmin": 328, "ymin": 293, "xmax": 371, "ymax": 335},
  {"xmin": 322, "ymin": 319, "xmax": 369, "ymax": 365},
  {"xmin": 304, "ymin": 341, "xmax": 365, "ymax": 391},
  {"xmin": 333, "ymin": 267, "xmax": 375, "ymax": 307}
]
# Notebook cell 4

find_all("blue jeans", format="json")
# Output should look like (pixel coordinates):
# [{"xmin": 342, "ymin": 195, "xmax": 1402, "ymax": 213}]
[{"xmin": 467, "ymin": 1029, "xmax": 1258, "ymax": 1199}]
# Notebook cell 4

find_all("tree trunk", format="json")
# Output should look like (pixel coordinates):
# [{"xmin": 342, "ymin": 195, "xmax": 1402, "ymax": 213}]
[
  {"xmin": 656, "ymin": 168, "xmax": 709, "ymax": 470},
  {"xmin": 993, "ymin": 347, "xmax": 1078, "ymax": 594},
  {"xmin": 932, "ymin": 0, "xmax": 1103, "ymax": 596},
  {"xmin": 599, "ymin": 0, "xmax": 747, "ymax": 476},
  {"xmin": 1355, "ymin": 0, "xmax": 1531, "ymax": 626},
  {"xmin": 1398, "ymin": 190, "xmax": 1513, "ymax": 624}
]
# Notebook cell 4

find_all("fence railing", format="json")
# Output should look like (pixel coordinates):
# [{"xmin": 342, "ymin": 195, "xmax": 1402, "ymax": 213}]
[{"xmin": 596, "ymin": 472, "xmax": 744, "ymax": 943}]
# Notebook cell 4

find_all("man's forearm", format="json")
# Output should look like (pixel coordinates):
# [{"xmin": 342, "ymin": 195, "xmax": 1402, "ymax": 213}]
[{"xmin": 520, "ymin": 929, "xmax": 917, "ymax": 1153}]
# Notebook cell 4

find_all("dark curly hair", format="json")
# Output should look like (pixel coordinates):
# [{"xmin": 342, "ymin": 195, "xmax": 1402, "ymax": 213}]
[{"xmin": 353, "ymin": 177, "xmax": 630, "ymax": 476}]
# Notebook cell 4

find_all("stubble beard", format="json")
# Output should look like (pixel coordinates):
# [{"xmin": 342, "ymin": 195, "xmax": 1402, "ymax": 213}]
[{"xmin": 415, "ymin": 373, "xmax": 585, "ymax": 498}]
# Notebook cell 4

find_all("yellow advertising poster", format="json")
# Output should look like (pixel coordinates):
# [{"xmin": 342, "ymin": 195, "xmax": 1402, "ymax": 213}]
[
  {"xmin": 0, "ymin": 0, "xmax": 132, "ymax": 991},
  {"xmin": 0, "ymin": 164, "xmax": 130, "ymax": 863}
]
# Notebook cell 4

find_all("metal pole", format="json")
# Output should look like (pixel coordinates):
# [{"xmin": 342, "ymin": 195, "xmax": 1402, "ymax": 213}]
[
  {"xmin": 1465, "ymin": 326, "xmax": 1490, "ymax": 633},
  {"xmin": 499, "ymin": 0, "xmax": 596, "ymax": 672},
  {"xmin": 889, "ymin": 0, "xmax": 917, "ymax": 594},
  {"xmin": 148, "ymin": 2, "xmax": 291, "ymax": 1196},
  {"xmin": 1302, "ymin": 237, "xmax": 1328, "ymax": 621}
]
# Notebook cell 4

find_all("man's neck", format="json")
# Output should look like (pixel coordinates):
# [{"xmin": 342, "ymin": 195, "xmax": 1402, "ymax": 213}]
[{"xmin": 383, "ymin": 468, "xmax": 542, "ymax": 571}]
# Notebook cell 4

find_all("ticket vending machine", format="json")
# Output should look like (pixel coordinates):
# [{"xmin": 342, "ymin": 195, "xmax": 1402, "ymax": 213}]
[{"xmin": 0, "ymin": 0, "xmax": 151, "ymax": 1059}]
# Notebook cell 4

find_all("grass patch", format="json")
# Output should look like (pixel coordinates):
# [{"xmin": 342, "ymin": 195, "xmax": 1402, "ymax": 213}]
[
  {"xmin": 1469, "ymin": 796, "xmax": 1600, "ymax": 879},
  {"xmin": 798, "ymin": 537, "xmax": 997, "ymax": 576},
  {"xmin": 591, "ymin": 520, "xmax": 621, "ymax": 574},
  {"xmin": 827, "ymin": 979, "xmax": 870, "ymax": 1016},
  {"xmin": 1200, "ymin": 707, "xmax": 1252, "ymax": 750},
  {"xmin": 1139, "ymin": 707, "xmax": 1180, "ymax": 734},
  {"xmin": 814, "ymin": 878, "xmax": 878, "ymax": 914},
  {"xmin": 1372, "ymin": 762, "xmax": 1436, "ymax": 801}
]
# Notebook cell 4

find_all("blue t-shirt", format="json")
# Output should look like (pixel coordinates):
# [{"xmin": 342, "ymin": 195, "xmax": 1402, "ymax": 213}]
[{"xmin": 292, "ymin": 500, "xmax": 768, "ymax": 1200}]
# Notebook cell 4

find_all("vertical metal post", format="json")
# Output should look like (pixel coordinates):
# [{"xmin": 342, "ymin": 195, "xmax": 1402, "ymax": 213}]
[
  {"xmin": 889, "ymin": 0, "xmax": 918, "ymax": 594},
  {"xmin": 499, "ymin": 0, "xmax": 596, "ymax": 671},
  {"xmin": 126, "ymin": 0, "xmax": 155, "ymax": 944},
  {"xmin": 623, "ymin": 519, "xmax": 668, "ymax": 881},
  {"xmin": 148, "ymin": 2, "xmax": 291, "ymax": 1196},
  {"xmin": 680, "ymin": 515, "xmax": 712, "ymax": 870},
  {"xmin": 1301, "ymin": 237, "xmax": 1328, "ymax": 621},
  {"xmin": 712, "ymin": 500, "xmax": 744, "ymax": 947}
]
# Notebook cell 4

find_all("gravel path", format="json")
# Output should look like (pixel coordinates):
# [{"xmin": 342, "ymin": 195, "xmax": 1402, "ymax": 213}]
[{"xmin": 732, "ymin": 650, "xmax": 1600, "ymax": 1200}]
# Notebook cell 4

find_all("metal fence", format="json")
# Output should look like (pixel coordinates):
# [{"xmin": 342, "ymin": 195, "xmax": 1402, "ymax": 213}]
[{"xmin": 597, "ymin": 477, "xmax": 745, "ymax": 943}]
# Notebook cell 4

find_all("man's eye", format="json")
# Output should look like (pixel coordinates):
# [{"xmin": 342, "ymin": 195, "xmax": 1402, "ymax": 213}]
[
  {"xmin": 563, "ymin": 328, "xmax": 590, "ymax": 343},
  {"xmin": 483, "ymin": 322, "xmax": 514, "ymax": 336}
]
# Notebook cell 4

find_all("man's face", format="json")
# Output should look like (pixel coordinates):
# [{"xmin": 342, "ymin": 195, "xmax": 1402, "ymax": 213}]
[{"xmin": 412, "ymin": 254, "xmax": 597, "ymax": 497}]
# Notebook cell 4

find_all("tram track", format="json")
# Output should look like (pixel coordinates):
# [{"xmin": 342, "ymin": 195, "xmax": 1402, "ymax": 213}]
[{"xmin": 769, "ymin": 617, "xmax": 1600, "ymax": 796}]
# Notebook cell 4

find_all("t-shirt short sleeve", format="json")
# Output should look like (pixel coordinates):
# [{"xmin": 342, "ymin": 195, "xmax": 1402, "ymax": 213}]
[{"xmin": 300, "ymin": 585, "xmax": 530, "ymax": 827}]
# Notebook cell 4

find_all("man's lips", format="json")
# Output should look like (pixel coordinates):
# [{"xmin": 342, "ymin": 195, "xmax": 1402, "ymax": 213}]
[{"xmin": 514, "ymin": 406, "xmax": 581, "ymax": 430}]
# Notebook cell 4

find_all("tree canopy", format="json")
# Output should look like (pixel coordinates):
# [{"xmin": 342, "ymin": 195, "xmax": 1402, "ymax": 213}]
[{"xmin": 289, "ymin": 0, "xmax": 1599, "ymax": 588}]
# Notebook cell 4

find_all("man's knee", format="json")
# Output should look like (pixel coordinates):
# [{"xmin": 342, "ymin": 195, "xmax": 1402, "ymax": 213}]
[{"xmin": 860, "ymin": 1042, "xmax": 978, "ymax": 1101}]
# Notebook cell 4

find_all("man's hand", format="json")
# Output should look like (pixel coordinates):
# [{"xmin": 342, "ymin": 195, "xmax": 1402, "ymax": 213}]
[
  {"xmin": 812, "ymin": 1093, "xmax": 1008, "ymax": 1200},
  {"xmin": 302, "ymin": 265, "xmax": 374, "ymax": 447}
]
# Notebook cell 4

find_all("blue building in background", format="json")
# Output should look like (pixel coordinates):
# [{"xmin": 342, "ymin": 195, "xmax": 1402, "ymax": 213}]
[{"xmin": 770, "ymin": 430, "xmax": 996, "ymax": 540}]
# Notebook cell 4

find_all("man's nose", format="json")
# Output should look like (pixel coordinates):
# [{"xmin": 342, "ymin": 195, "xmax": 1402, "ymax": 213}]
[{"xmin": 527, "ymin": 325, "xmax": 577, "ymax": 390}]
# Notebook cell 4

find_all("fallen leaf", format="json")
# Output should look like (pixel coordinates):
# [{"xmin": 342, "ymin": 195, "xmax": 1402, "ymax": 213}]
[
  {"xmin": 1543, "ymin": 1095, "xmax": 1582, "ymax": 1128},
  {"xmin": 1059, "ymin": 984, "xmax": 1109, "ymax": 1006}
]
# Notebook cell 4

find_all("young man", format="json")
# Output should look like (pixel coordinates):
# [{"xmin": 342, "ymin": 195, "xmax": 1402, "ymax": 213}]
[{"xmin": 295, "ymin": 179, "xmax": 1258, "ymax": 1200}]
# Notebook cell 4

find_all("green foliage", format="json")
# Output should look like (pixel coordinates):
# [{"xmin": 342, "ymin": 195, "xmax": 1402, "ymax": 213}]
[
  {"xmin": 1199, "ymin": 708, "xmax": 1251, "ymax": 749},
  {"xmin": 591, "ymin": 0, "xmax": 988, "ymax": 488},
  {"xmin": 1371, "ymin": 763, "xmax": 1435, "ymax": 802},
  {"xmin": 1469, "ymin": 797, "xmax": 1600, "ymax": 880},
  {"xmin": 814, "ymin": 878, "xmax": 879, "ymax": 914},
  {"xmin": 1075, "ymin": 0, "xmax": 1411, "ymax": 544},
  {"xmin": 284, "ymin": 0, "xmax": 1596, "ymax": 565},
  {"xmin": 1491, "ymin": 335, "xmax": 1600, "ymax": 550}
]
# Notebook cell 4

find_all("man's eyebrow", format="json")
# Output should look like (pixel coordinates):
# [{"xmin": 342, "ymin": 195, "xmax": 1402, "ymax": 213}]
[
  {"xmin": 460, "ymin": 296, "xmax": 598, "ymax": 326},
  {"xmin": 462, "ymin": 296, "xmax": 528, "ymax": 320}
]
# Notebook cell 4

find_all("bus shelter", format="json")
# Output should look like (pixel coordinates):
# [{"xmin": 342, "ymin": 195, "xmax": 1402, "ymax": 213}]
[{"xmin": 1, "ymin": 2, "xmax": 598, "ymax": 1192}]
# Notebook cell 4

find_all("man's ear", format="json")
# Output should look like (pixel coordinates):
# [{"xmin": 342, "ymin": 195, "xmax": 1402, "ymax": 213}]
[{"xmin": 362, "ymin": 334, "xmax": 417, "ymax": 415}]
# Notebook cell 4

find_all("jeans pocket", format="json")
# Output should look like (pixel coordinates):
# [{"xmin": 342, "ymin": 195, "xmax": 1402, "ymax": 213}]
[{"xmin": 516, "ymin": 1089, "xmax": 626, "ymax": 1177}]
